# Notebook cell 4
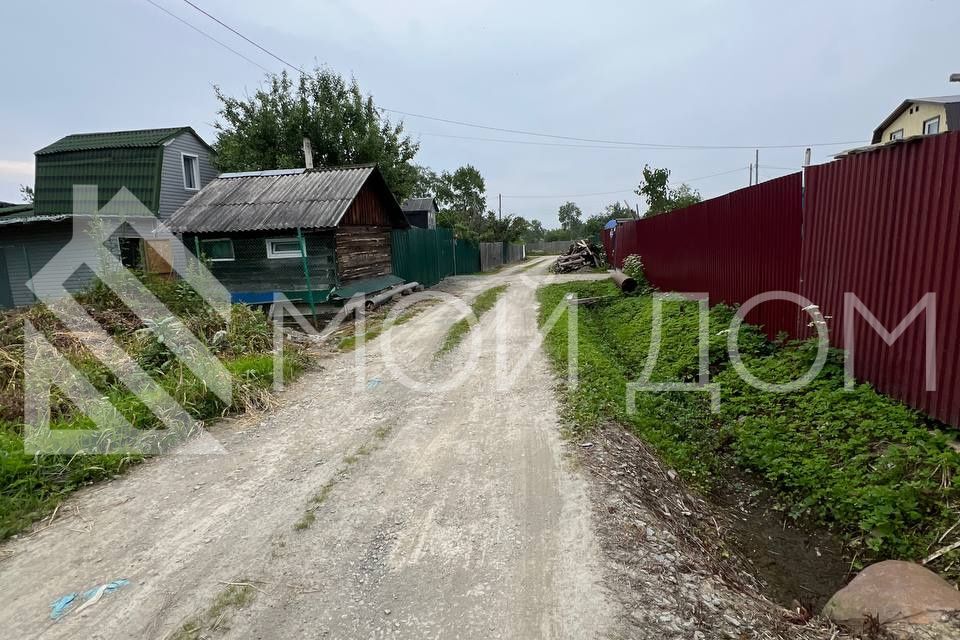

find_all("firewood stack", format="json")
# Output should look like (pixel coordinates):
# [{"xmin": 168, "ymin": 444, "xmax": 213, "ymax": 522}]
[
  {"xmin": 551, "ymin": 240, "xmax": 603, "ymax": 273},
  {"xmin": 552, "ymin": 240, "xmax": 603, "ymax": 273}
]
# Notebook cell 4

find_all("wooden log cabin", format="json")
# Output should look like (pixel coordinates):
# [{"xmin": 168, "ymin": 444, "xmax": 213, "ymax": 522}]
[{"xmin": 168, "ymin": 164, "xmax": 410, "ymax": 306}]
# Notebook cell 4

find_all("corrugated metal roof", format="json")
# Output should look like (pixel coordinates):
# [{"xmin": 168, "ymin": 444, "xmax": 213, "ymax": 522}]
[
  {"xmin": 169, "ymin": 164, "xmax": 403, "ymax": 233},
  {"xmin": 35, "ymin": 127, "xmax": 210, "ymax": 155},
  {"xmin": 0, "ymin": 204, "xmax": 35, "ymax": 217},
  {"xmin": 401, "ymin": 197, "xmax": 437, "ymax": 212},
  {"xmin": 0, "ymin": 205, "xmax": 74, "ymax": 226}
]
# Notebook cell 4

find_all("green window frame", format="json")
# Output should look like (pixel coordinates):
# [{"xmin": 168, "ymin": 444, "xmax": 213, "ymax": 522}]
[{"xmin": 199, "ymin": 238, "xmax": 235, "ymax": 262}]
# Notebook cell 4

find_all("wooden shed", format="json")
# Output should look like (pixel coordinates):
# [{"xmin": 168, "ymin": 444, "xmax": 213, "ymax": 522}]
[{"xmin": 168, "ymin": 164, "xmax": 410, "ymax": 306}]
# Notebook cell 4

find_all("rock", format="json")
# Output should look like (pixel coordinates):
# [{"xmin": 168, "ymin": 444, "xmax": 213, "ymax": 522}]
[{"xmin": 823, "ymin": 560, "xmax": 960, "ymax": 627}]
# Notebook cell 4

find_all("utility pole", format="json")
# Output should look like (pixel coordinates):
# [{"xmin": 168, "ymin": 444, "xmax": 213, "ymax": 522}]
[
  {"xmin": 498, "ymin": 193, "xmax": 502, "ymax": 221},
  {"xmin": 755, "ymin": 149, "xmax": 759, "ymax": 184},
  {"xmin": 748, "ymin": 163, "xmax": 753, "ymax": 186}
]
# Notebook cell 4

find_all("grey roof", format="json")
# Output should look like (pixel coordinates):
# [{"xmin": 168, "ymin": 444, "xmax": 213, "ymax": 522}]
[
  {"xmin": 168, "ymin": 163, "xmax": 407, "ymax": 233},
  {"xmin": 401, "ymin": 197, "xmax": 438, "ymax": 213},
  {"xmin": 872, "ymin": 95, "xmax": 960, "ymax": 143}
]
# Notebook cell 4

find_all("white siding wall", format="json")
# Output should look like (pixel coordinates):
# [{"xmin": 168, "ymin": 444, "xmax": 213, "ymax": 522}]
[{"xmin": 158, "ymin": 132, "xmax": 218, "ymax": 220}]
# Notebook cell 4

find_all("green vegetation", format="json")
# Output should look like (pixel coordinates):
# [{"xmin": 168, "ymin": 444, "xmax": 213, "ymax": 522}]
[
  {"xmin": 295, "ymin": 427, "xmax": 392, "ymax": 531},
  {"xmin": 337, "ymin": 299, "xmax": 437, "ymax": 351},
  {"xmin": 537, "ymin": 280, "xmax": 960, "ymax": 571},
  {"xmin": 635, "ymin": 164, "xmax": 702, "ymax": 217},
  {"xmin": 214, "ymin": 66, "xmax": 419, "ymax": 202},
  {"xmin": 437, "ymin": 284, "xmax": 509, "ymax": 355},
  {"xmin": 0, "ymin": 275, "xmax": 308, "ymax": 539},
  {"xmin": 170, "ymin": 581, "xmax": 257, "ymax": 639}
]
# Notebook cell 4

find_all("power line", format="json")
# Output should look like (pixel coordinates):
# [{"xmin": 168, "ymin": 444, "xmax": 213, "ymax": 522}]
[
  {"xmin": 500, "ymin": 166, "xmax": 749, "ymax": 200},
  {"xmin": 416, "ymin": 131, "xmax": 646, "ymax": 151},
  {"xmin": 180, "ymin": 0, "xmax": 308, "ymax": 74},
  {"xmin": 173, "ymin": 0, "xmax": 870, "ymax": 152},
  {"xmin": 143, "ymin": 0, "xmax": 271, "ymax": 73},
  {"xmin": 392, "ymin": 108, "xmax": 865, "ymax": 150}
]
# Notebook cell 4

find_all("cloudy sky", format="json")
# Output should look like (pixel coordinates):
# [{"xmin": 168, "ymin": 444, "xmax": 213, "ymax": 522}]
[{"xmin": 1, "ymin": 0, "xmax": 958, "ymax": 225}]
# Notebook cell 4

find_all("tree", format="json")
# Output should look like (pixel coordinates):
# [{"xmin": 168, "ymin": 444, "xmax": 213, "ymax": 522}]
[
  {"xmin": 525, "ymin": 219, "xmax": 545, "ymax": 242},
  {"xmin": 411, "ymin": 165, "xmax": 439, "ymax": 198},
  {"xmin": 18, "ymin": 184, "xmax": 34, "ymax": 203},
  {"xmin": 435, "ymin": 165, "xmax": 486, "ymax": 215},
  {"xmin": 557, "ymin": 201, "xmax": 582, "ymax": 234},
  {"xmin": 581, "ymin": 201, "xmax": 636, "ymax": 238},
  {"xmin": 481, "ymin": 213, "xmax": 529, "ymax": 243},
  {"xmin": 635, "ymin": 165, "xmax": 701, "ymax": 217},
  {"xmin": 213, "ymin": 67, "xmax": 420, "ymax": 201}
]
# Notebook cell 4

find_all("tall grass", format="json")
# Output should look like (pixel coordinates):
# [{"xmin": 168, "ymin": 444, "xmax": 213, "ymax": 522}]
[{"xmin": 0, "ymin": 274, "xmax": 308, "ymax": 538}]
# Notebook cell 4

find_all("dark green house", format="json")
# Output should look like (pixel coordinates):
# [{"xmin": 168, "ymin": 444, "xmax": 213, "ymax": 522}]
[
  {"xmin": 168, "ymin": 164, "xmax": 410, "ymax": 307},
  {"xmin": 0, "ymin": 127, "xmax": 216, "ymax": 308}
]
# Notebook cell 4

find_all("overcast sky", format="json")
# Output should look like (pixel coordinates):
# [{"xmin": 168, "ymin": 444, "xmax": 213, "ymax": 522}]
[{"xmin": 2, "ymin": 0, "xmax": 958, "ymax": 225}]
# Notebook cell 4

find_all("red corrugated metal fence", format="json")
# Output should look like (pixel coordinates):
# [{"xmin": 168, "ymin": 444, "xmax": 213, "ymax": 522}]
[
  {"xmin": 608, "ymin": 131, "xmax": 960, "ymax": 426},
  {"xmin": 609, "ymin": 172, "xmax": 803, "ymax": 338},
  {"xmin": 798, "ymin": 133, "xmax": 960, "ymax": 425}
]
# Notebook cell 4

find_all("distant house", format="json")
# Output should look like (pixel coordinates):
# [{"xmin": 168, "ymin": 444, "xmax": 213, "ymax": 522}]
[
  {"xmin": 0, "ymin": 127, "xmax": 217, "ymax": 309},
  {"xmin": 400, "ymin": 197, "xmax": 438, "ymax": 229},
  {"xmin": 872, "ymin": 95, "xmax": 960, "ymax": 143},
  {"xmin": 168, "ymin": 164, "xmax": 410, "ymax": 306}
]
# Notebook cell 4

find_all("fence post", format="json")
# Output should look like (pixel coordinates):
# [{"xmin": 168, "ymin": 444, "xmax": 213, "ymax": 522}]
[{"xmin": 296, "ymin": 227, "xmax": 318, "ymax": 325}]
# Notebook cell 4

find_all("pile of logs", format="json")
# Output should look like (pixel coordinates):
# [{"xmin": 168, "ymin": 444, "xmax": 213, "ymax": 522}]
[{"xmin": 551, "ymin": 240, "xmax": 603, "ymax": 273}]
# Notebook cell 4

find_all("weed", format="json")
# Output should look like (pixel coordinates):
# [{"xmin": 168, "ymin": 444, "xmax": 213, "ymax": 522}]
[
  {"xmin": 537, "ymin": 280, "xmax": 960, "ymax": 571},
  {"xmin": 338, "ymin": 299, "xmax": 437, "ymax": 351},
  {"xmin": 0, "ymin": 273, "xmax": 308, "ymax": 540},
  {"xmin": 170, "ymin": 582, "xmax": 256, "ymax": 640},
  {"xmin": 437, "ymin": 284, "xmax": 509, "ymax": 355},
  {"xmin": 293, "ymin": 511, "xmax": 317, "ymax": 531}
]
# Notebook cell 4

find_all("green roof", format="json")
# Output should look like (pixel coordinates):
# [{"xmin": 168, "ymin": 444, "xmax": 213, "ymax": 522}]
[
  {"xmin": 0, "ymin": 205, "xmax": 34, "ymax": 217},
  {"xmin": 35, "ymin": 127, "xmax": 197, "ymax": 155},
  {"xmin": 34, "ymin": 146, "xmax": 165, "ymax": 216}
]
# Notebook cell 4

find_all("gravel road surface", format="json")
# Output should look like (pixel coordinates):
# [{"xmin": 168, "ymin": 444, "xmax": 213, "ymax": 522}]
[{"xmin": 0, "ymin": 258, "xmax": 615, "ymax": 639}]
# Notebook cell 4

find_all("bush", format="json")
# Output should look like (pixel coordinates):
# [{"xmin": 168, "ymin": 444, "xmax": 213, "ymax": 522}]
[{"xmin": 620, "ymin": 254, "xmax": 650, "ymax": 292}]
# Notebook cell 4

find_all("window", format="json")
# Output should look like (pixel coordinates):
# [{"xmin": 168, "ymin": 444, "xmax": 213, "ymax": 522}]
[
  {"xmin": 889, "ymin": 129, "xmax": 904, "ymax": 141},
  {"xmin": 266, "ymin": 238, "xmax": 304, "ymax": 259},
  {"xmin": 923, "ymin": 116, "xmax": 941, "ymax": 135},
  {"xmin": 199, "ymin": 238, "xmax": 235, "ymax": 261},
  {"xmin": 182, "ymin": 153, "xmax": 200, "ymax": 190}
]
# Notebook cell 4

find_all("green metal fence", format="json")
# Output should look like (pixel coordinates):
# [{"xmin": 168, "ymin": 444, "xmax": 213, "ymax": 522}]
[{"xmin": 391, "ymin": 227, "xmax": 481, "ymax": 287}]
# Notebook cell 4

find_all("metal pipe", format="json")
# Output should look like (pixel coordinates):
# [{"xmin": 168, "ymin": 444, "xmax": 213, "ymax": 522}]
[
  {"xmin": 611, "ymin": 270, "xmax": 637, "ymax": 293},
  {"xmin": 364, "ymin": 282, "xmax": 420, "ymax": 311}
]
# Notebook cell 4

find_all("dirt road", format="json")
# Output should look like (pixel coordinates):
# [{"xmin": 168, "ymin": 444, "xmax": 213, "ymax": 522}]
[{"xmin": 0, "ymin": 258, "xmax": 615, "ymax": 639}]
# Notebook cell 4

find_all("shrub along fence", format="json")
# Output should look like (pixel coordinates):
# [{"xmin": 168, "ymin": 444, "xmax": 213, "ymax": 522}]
[
  {"xmin": 603, "ymin": 131, "xmax": 960, "ymax": 426},
  {"xmin": 391, "ymin": 227, "xmax": 482, "ymax": 287}
]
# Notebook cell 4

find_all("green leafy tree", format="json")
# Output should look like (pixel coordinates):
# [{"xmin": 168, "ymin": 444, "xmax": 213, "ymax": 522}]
[
  {"xmin": 411, "ymin": 165, "xmax": 439, "ymax": 198},
  {"xmin": 557, "ymin": 201, "xmax": 582, "ymax": 231},
  {"xmin": 580, "ymin": 201, "xmax": 636, "ymax": 238},
  {"xmin": 525, "ymin": 219, "xmax": 546, "ymax": 242},
  {"xmin": 213, "ymin": 67, "xmax": 420, "ymax": 201},
  {"xmin": 635, "ymin": 165, "xmax": 701, "ymax": 217},
  {"xmin": 481, "ymin": 213, "xmax": 529, "ymax": 243}
]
